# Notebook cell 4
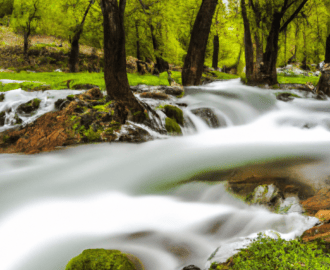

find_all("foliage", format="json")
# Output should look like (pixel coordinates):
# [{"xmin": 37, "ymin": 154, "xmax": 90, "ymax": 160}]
[
  {"xmin": 277, "ymin": 75, "xmax": 319, "ymax": 86},
  {"xmin": 65, "ymin": 249, "xmax": 136, "ymax": 270},
  {"xmin": 211, "ymin": 234, "xmax": 330, "ymax": 270}
]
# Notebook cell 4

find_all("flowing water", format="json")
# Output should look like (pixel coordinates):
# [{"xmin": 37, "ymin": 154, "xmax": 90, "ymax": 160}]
[{"xmin": 1, "ymin": 79, "xmax": 330, "ymax": 270}]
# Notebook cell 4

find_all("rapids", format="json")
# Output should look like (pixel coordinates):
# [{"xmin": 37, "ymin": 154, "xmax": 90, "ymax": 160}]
[{"xmin": 0, "ymin": 79, "xmax": 329, "ymax": 270}]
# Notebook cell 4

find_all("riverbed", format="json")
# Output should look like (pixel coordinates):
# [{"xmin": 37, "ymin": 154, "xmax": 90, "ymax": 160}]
[{"xmin": 0, "ymin": 79, "xmax": 329, "ymax": 270}]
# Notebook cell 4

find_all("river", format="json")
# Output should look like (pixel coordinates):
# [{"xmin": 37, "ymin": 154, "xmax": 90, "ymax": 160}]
[{"xmin": 0, "ymin": 79, "xmax": 329, "ymax": 270}]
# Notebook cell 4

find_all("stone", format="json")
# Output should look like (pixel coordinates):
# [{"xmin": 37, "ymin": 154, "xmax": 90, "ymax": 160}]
[
  {"xmin": 55, "ymin": 99, "xmax": 70, "ymax": 110},
  {"xmin": 165, "ymin": 117, "xmax": 182, "ymax": 135},
  {"xmin": 182, "ymin": 266, "xmax": 201, "ymax": 270},
  {"xmin": 301, "ymin": 188, "xmax": 330, "ymax": 214},
  {"xmin": 302, "ymin": 223, "xmax": 330, "ymax": 242},
  {"xmin": 248, "ymin": 184, "xmax": 280, "ymax": 205},
  {"xmin": 276, "ymin": 93, "xmax": 295, "ymax": 102},
  {"xmin": 0, "ymin": 93, "xmax": 4, "ymax": 102},
  {"xmin": 17, "ymin": 98, "xmax": 41, "ymax": 114},
  {"xmin": 190, "ymin": 108, "xmax": 222, "ymax": 128},
  {"xmin": 164, "ymin": 105, "xmax": 183, "ymax": 125},
  {"xmin": 315, "ymin": 210, "xmax": 330, "ymax": 222},
  {"xmin": 0, "ymin": 111, "xmax": 5, "ymax": 126},
  {"xmin": 72, "ymin": 84, "xmax": 99, "ymax": 90},
  {"xmin": 65, "ymin": 249, "xmax": 137, "ymax": 270},
  {"xmin": 139, "ymin": 92, "xmax": 169, "ymax": 100}
]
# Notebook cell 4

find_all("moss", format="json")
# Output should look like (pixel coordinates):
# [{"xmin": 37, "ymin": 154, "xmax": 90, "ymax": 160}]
[
  {"xmin": 14, "ymin": 114, "xmax": 22, "ymax": 124},
  {"xmin": 65, "ymin": 249, "xmax": 137, "ymax": 270},
  {"xmin": 164, "ymin": 105, "xmax": 183, "ymax": 125},
  {"xmin": 31, "ymin": 98, "xmax": 41, "ymax": 108},
  {"xmin": 67, "ymin": 95, "xmax": 75, "ymax": 101},
  {"xmin": 274, "ymin": 92, "xmax": 301, "ymax": 98},
  {"xmin": 165, "ymin": 117, "xmax": 182, "ymax": 135},
  {"xmin": 83, "ymin": 126, "xmax": 102, "ymax": 141},
  {"xmin": 92, "ymin": 101, "xmax": 113, "ymax": 112}
]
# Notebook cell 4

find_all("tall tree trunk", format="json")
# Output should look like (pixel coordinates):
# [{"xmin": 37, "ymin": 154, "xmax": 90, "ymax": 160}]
[
  {"xmin": 182, "ymin": 0, "xmax": 218, "ymax": 86},
  {"xmin": 23, "ymin": 31, "xmax": 30, "ymax": 57},
  {"xmin": 69, "ymin": 2, "xmax": 93, "ymax": 73},
  {"xmin": 100, "ymin": 0, "xmax": 145, "ymax": 123},
  {"xmin": 69, "ymin": 34, "xmax": 81, "ymax": 73},
  {"xmin": 135, "ymin": 21, "xmax": 141, "ymax": 60},
  {"xmin": 259, "ymin": 12, "xmax": 282, "ymax": 85},
  {"xmin": 212, "ymin": 35, "xmax": 219, "ymax": 70},
  {"xmin": 241, "ymin": 0, "xmax": 254, "ymax": 82},
  {"xmin": 317, "ymin": 34, "xmax": 330, "ymax": 96}
]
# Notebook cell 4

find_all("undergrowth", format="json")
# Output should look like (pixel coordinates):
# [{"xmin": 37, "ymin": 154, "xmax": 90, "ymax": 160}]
[{"xmin": 211, "ymin": 234, "xmax": 330, "ymax": 270}]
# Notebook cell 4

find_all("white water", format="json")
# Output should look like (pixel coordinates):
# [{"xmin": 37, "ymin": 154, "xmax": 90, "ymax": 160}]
[{"xmin": 1, "ymin": 79, "xmax": 329, "ymax": 270}]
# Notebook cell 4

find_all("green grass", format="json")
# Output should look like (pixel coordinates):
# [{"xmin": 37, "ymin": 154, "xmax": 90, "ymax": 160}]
[
  {"xmin": 212, "ymin": 71, "xmax": 240, "ymax": 80},
  {"xmin": 0, "ymin": 71, "xmax": 185, "ymax": 92},
  {"xmin": 211, "ymin": 234, "xmax": 330, "ymax": 270},
  {"xmin": 277, "ymin": 75, "xmax": 319, "ymax": 86}
]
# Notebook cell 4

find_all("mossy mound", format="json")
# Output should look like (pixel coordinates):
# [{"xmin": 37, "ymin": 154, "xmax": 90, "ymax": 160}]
[
  {"xmin": 65, "ymin": 249, "xmax": 137, "ymax": 270},
  {"xmin": 164, "ymin": 105, "xmax": 183, "ymax": 125},
  {"xmin": 17, "ymin": 98, "xmax": 41, "ymax": 114},
  {"xmin": 165, "ymin": 117, "xmax": 182, "ymax": 135}
]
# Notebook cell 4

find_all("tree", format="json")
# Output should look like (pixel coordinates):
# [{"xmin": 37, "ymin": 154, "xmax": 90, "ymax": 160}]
[
  {"xmin": 11, "ymin": 0, "xmax": 43, "ymax": 57},
  {"xmin": 68, "ymin": 0, "xmax": 95, "ymax": 73},
  {"xmin": 242, "ymin": 0, "xmax": 309, "ymax": 85},
  {"xmin": 316, "ymin": 2, "xmax": 330, "ymax": 96},
  {"xmin": 182, "ymin": 0, "xmax": 218, "ymax": 86},
  {"xmin": 100, "ymin": 0, "xmax": 145, "ymax": 123}
]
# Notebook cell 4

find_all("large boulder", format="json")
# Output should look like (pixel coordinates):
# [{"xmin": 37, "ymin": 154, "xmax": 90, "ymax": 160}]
[
  {"xmin": 65, "ymin": 249, "xmax": 139, "ymax": 270},
  {"xmin": 17, "ymin": 98, "xmax": 41, "ymax": 115}
]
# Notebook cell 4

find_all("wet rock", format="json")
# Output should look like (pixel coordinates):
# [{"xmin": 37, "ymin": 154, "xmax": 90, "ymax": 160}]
[
  {"xmin": 164, "ymin": 87, "xmax": 184, "ymax": 96},
  {"xmin": 165, "ymin": 117, "xmax": 182, "ymax": 134},
  {"xmin": 276, "ymin": 93, "xmax": 295, "ymax": 102},
  {"xmin": 0, "ymin": 111, "xmax": 5, "ymax": 126},
  {"xmin": 14, "ymin": 114, "xmax": 22, "ymax": 125},
  {"xmin": 302, "ymin": 223, "xmax": 330, "ymax": 243},
  {"xmin": 140, "ymin": 92, "xmax": 169, "ymax": 100},
  {"xmin": 55, "ymin": 99, "xmax": 71, "ymax": 110},
  {"xmin": 72, "ymin": 84, "xmax": 99, "ymax": 90},
  {"xmin": 277, "ymin": 196, "xmax": 304, "ymax": 214},
  {"xmin": 83, "ymin": 87, "xmax": 103, "ymax": 100},
  {"xmin": 315, "ymin": 210, "xmax": 330, "ymax": 222},
  {"xmin": 118, "ymin": 125, "xmax": 153, "ymax": 143},
  {"xmin": 17, "ymin": 98, "xmax": 41, "ymax": 114},
  {"xmin": 302, "ymin": 188, "xmax": 330, "ymax": 215},
  {"xmin": 190, "ymin": 108, "xmax": 221, "ymax": 128},
  {"xmin": 164, "ymin": 105, "xmax": 183, "ymax": 125},
  {"xmin": 182, "ymin": 266, "xmax": 201, "ymax": 270},
  {"xmin": 247, "ymin": 184, "xmax": 280, "ymax": 205},
  {"xmin": 314, "ymin": 91, "xmax": 328, "ymax": 101},
  {"xmin": 65, "ymin": 249, "xmax": 137, "ymax": 270},
  {"xmin": 0, "ymin": 93, "xmax": 4, "ymax": 102}
]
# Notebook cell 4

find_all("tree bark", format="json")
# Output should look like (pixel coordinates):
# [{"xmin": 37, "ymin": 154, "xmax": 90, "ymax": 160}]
[
  {"xmin": 69, "ymin": 2, "xmax": 93, "ymax": 73},
  {"xmin": 259, "ymin": 12, "xmax": 283, "ymax": 85},
  {"xmin": 325, "ymin": 34, "xmax": 330, "ymax": 64},
  {"xmin": 101, "ymin": 0, "xmax": 145, "ymax": 123},
  {"xmin": 23, "ymin": 31, "xmax": 29, "ymax": 57},
  {"xmin": 241, "ymin": 0, "xmax": 254, "ymax": 82},
  {"xmin": 212, "ymin": 35, "xmax": 219, "ymax": 70},
  {"xmin": 182, "ymin": 0, "xmax": 218, "ymax": 86},
  {"xmin": 135, "ymin": 21, "xmax": 141, "ymax": 61}
]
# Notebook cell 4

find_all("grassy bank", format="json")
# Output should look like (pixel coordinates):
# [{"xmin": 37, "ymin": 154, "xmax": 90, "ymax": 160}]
[
  {"xmin": 0, "ymin": 70, "xmax": 239, "ymax": 92},
  {"xmin": 277, "ymin": 75, "xmax": 319, "ymax": 86}
]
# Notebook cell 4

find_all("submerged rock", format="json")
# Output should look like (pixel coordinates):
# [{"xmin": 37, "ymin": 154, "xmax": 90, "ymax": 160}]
[
  {"xmin": 0, "ymin": 93, "xmax": 4, "ymax": 102},
  {"xmin": 65, "ymin": 249, "xmax": 138, "ymax": 270},
  {"xmin": 17, "ymin": 98, "xmax": 41, "ymax": 114},
  {"xmin": 190, "ymin": 108, "xmax": 221, "ymax": 128},
  {"xmin": 182, "ymin": 265, "xmax": 201, "ymax": 270}
]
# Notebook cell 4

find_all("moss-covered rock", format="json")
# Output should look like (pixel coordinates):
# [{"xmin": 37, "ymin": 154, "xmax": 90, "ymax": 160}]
[
  {"xmin": 0, "ymin": 93, "xmax": 4, "ymax": 102},
  {"xmin": 0, "ymin": 111, "xmax": 5, "ymax": 126},
  {"xmin": 165, "ymin": 117, "xmax": 182, "ymax": 135},
  {"xmin": 17, "ymin": 98, "xmax": 41, "ymax": 114},
  {"xmin": 164, "ymin": 105, "xmax": 183, "ymax": 125},
  {"xmin": 65, "ymin": 249, "xmax": 137, "ymax": 270}
]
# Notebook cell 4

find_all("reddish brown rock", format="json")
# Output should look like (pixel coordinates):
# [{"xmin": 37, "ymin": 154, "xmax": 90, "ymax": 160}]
[
  {"xmin": 315, "ymin": 210, "xmax": 330, "ymax": 222},
  {"xmin": 302, "ymin": 224, "xmax": 330, "ymax": 242},
  {"xmin": 301, "ymin": 188, "xmax": 330, "ymax": 215}
]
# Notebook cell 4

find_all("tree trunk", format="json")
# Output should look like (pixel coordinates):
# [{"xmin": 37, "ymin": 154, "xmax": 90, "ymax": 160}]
[
  {"xmin": 101, "ymin": 0, "xmax": 145, "ymax": 123},
  {"xmin": 23, "ymin": 31, "xmax": 29, "ymax": 57},
  {"xmin": 135, "ymin": 22, "xmax": 141, "ymax": 61},
  {"xmin": 212, "ymin": 35, "xmax": 219, "ymax": 70},
  {"xmin": 182, "ymin": 0, "xmax": 218, "ymax": 86},
  {"xmin": 317, "ymin": 34, "xmax": 330, "ymax": 96},
  {"xmin": 69, "ymin": 35, "xmax": 80, "ymax": 73},
  {"xmin": 259, "ymin": 12, "xmax": 283, "ymax": 85},
  {"xmin": 241, "ymin": 0, "xmax": 254, "ymax": 82},
  {"xmin": 325, "ymin": 34, "xmax": 330, "ymax": 64}
]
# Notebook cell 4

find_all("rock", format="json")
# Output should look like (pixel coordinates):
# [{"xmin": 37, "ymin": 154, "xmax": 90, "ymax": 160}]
[
  {"xmin": 65, "ymin": 249, "xmax": 138, "ymax": 270},
  {"xmin": 72, "ymin": 84, "xmax": 99, "ymax": 90},
  {"xmin": 0, "ymin": 111, "xmax": 5, "ymax": 126},
  {"xmin": 164, "ymin": 87, "xmax": 184, "ymax": 96},
  {"xmin": 164, "ymin": 105, "xmax": 183, "ymax": 125},
  {"xmin": 118, "ymin": 124, "xmax": 153, "ymax": 142},
  {"xmin": 0, "ymin": 93, "xmax": 4, "ymax": 102},
  {"xmin": 82, "ymin": 87, "xmax": 103, "ymax": 100},
  {"xmin": 302, "ymin": 188, "xmax": 330, "ymax": 215},
  {"xmin": 182, "ymin": 265, "xmax": 201, "ymax": 270},
  {"xmin": 277, "ymin": 196, "xmax": 304, "ymax": 214},
  {"xmin": 139, "ymin": 92, "xmax": 169, "ymax": 100},
  {"xmin": 126, "ymin": 56, "xmax": 138, "ymax": 73},
  {"xmin": 246, "ymin": 184, "xmax": 280, "ymax": 205},
  {"xmin": 315, "ymin": 210, "xmax": 330, "ymax": 222},
  {"xmin": 165, "ymin": 117, "xmax": 182, "ymax": 134},
  {"xmin": 17, "ymin": 98, "xmax": 41, "ymax": 114},
  {"xmin": 190, "ymin": 108, "xmax": 222, "ymax": 128},
  {"xmin": 302, "ymin": 223, "xmax": 330, "ymax": 242},
  {"xmin": 276, "ymin": 93, "xmax": 295, "ymax": 102}
]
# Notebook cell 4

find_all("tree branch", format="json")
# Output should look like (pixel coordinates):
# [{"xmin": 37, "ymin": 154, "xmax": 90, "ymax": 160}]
[{"xmin": 280, "ymin": 0, "xmax": 308, "ymax": 32}]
